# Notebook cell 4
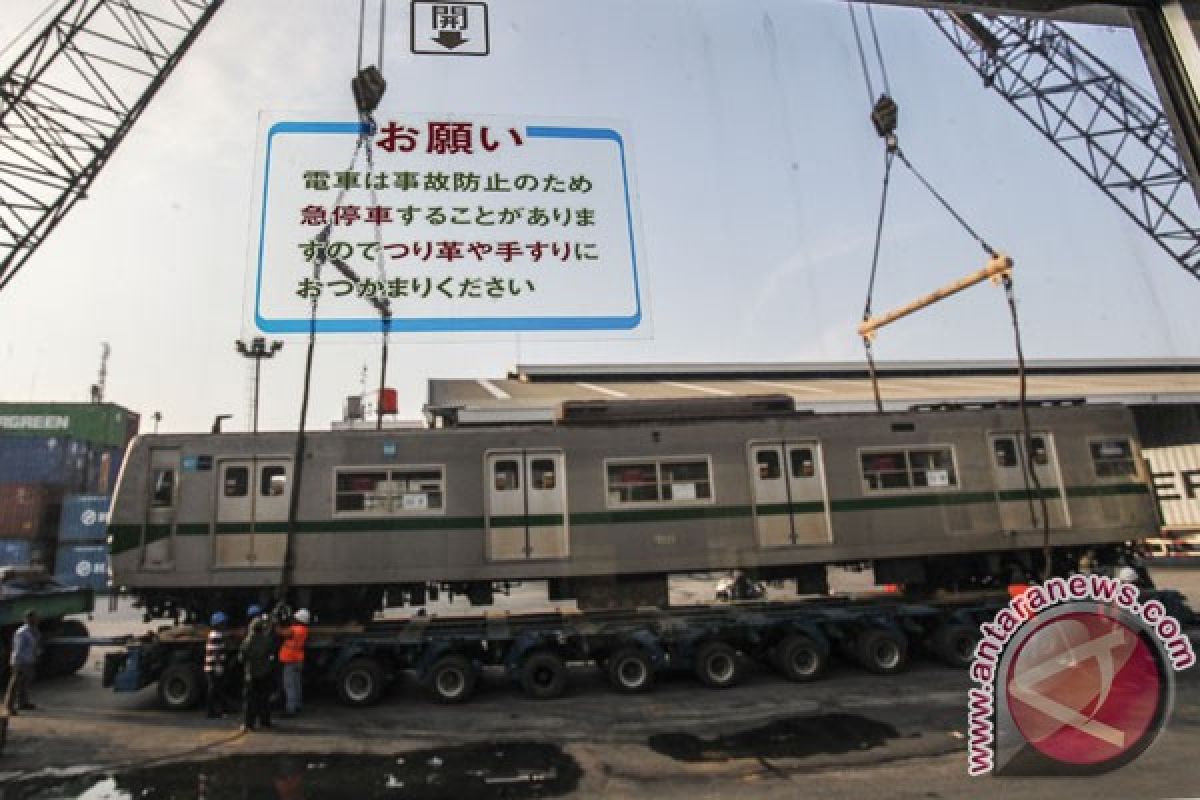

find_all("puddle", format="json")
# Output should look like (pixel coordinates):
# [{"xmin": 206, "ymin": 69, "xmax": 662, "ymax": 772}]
[
  {"xmin": 8, "ymin": 742, "xmax": 581, "ymax": 799},
  {"xmin": 647, "ymin": 713, "xmax": 900, "ymax": 762}
]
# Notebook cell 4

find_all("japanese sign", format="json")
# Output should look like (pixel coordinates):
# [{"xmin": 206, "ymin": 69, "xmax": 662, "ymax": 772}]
[
  {"xmin": 411, "ymin": 2, "xmax": 489, "ymax": 56},
  {"xmin": 248, "ymin": 112, "xmax": 646, "ymax": 334}
]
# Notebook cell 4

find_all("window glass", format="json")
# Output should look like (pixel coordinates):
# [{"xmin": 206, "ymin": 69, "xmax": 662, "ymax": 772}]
[
  {"xmin": 223, "ymin": 466, "xmax": 248, "ymax": 498},
  {"xmin": 1090, "ymin": 439, "xmax": 1136, "ymax": 478},
  {"xmin": 261, "ymin": 465, "xmax": 287, "ymax": 497},
  {"xmin": 494, "ymin": 460, "xmax": 520, "ymax": 492},
  {"xmin": 993, "ymin": 438, "xmax": 1018, "ymax": 467},
  {"xmin": 861, "ymin": 448, "xmax": 957, "ymax": 491},
  {"xmin": 861, "ymin": 452, "xmax": 911, "ymax": 490},
  {"xmin": 335, "ymin": 470, "xmax": 388, "ymax": 512},
  {"xmin": 662, "ymin": 460, "xmax": 711, "ymax": 501},
  {"xmin": 151, "ymin": 468, "xmax": 175, "ymax": 508},
  {"xmin": 336, "ymin": 467, "xmax": 445, "ymax": 513},
  {"xmin": 1030, "ymin": 436, "xmax": 1050, "ymax": 466},
  {"xmin": 910, "ymin": 449, "xmax": 957, "ymax": 487},
  {"xmin": 607, "ymin": 459, "xmax": 712, "ymax": 504},
  {"xmin": 392, "ymin": 468, "xmax": 445, "ymax": 510},
  {"xmin": 790, "ymin": 448, "xmax": 815, "ymax": 478},
  {"xmin": 607, "ymin": 463, "xmax": 659, "ymax": 504},
  {"xmin": 531, "ymin": 458, "xmax": 557, "ymax": 490},
  {"xmin": 756, "ymin": 450, "xmax": 781, "ymax": 480}
]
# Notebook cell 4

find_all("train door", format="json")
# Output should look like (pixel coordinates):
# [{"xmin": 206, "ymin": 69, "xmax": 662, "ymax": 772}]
[
  {"xmin": 749, "ymin": 441, "xmax": 831, "ymax": 547},
  {"xmin": 989, "ymin": 433, "xmax": 1071, "ymax": 531},
  {"xmin": 214, "ymin": 458, "xmax": 291, "ymax": 568},
  {"xmin": 141, "ymin": 447, "xmax": 180, "ymax": 570},
  {"xmin": 485, "ymin": 450, "xmax": 568, "ymax": 561}
]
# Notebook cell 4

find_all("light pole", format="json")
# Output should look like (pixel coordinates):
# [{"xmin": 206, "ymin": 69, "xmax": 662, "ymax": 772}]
[{"xmin": 235, "ymin": 337, "xmax": 283, "ymax": 433}]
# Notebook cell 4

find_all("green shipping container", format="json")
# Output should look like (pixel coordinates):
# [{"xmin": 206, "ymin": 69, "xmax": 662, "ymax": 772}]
[{"xmin": 0, "ymin": 403, "xmax": 139, "ymax": 449}]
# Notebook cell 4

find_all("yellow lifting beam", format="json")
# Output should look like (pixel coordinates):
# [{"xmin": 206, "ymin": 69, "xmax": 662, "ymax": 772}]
[{"xmin": 857, "ymin": 253, "xmax": 1013, "ymax": 340}]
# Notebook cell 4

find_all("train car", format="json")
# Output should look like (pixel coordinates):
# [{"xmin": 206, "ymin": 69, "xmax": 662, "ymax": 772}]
[{"xmin": 106, "ymin": 397, "xmax": 1158, "ymax": 621}]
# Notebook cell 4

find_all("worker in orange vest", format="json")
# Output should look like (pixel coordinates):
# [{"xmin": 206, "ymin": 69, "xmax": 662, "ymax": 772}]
[{"xmin": 278, "ymin": 609, "xmax": 310, "ymax": 717}]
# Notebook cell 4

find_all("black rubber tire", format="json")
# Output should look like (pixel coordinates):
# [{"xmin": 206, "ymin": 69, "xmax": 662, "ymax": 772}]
[
  {"xmin": 158, "ymin": 662, "xmax": 204, "ymax": 710},
  {"xmin": 932, "ymin": 623, "xmax": 980, "ymax": 669},
  {"xmin": 694, "ymin": 641, "xmax": 742, "ymax": 689},
  {"xmin": 855, "ymin": 628, "xmax": 909, "ymax": 675},
  {"xmin": 424, "ymin": 654, "xmax": 477, "ymax": 704},
  {"xmin": 606, "ymin": 647, "xmax": 656, "ymax": 693},
  {"xmin": 41, "ymin": 619, "xmax": 90, "ymax": 677},
  {"xmin": 518, "ymin": 650, "xmax": 568, "ymax": 699},
  {"xmin": 773, "ymin": 634, "xmax": 827, "ymax": 682},
  {"xmin": 335, "ymin": 657, "xmax": 386, "ymax": 707}
]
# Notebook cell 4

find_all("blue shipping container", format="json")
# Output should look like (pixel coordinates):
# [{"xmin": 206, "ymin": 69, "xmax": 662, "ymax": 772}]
[
  {"xmin": 54, "ymin": 543, "xmax": 108, "ymax": 591},
  {"xmin": 59, "ymin": 494, "xmax": 111, "ymax": 542},
  {"xmin": 0, "ymin": 539, "xmax": 31, "ymax": 567},
  {"xmin": 0, "ymin": 436, "xmax": 88, "ymax": 488}
]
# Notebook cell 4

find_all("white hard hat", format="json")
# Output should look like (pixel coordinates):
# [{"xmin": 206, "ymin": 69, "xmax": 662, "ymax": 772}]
[
  {"xmin": 1117, "ymin": 566, "xmax": 1138, "ymax": 584},
  {"xmin": 294, "ymin": 609, "xmax": 311, "ymax": 624}
]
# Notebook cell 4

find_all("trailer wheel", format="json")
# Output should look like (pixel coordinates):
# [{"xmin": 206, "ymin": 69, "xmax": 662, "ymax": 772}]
[
  {"xmin": 773, "ymin": 634, "xmax": 826, "ymax": 682},
  {"xmin": 336, "ymin": 657, "xmax": 385, "ymax": 707},
  {"xmin": 856, "ymin": 628, "xmax": 908, "ymax": 675},
  {"xmin": 694, "ymin": 641, "xmax": 742, "ymax": 689},
  {"xmin": 424, "ymin": 654, "xmax": 477, "ymax": 704},
  {"xmin": 41, "ymin": 619, "xmax": 90, "ymax": 677},
  {"xmin": 932, "ymin": 623, "xmax": 980, "ymax": 669},
  {"xmin": 519, "ymin": 650, "xmax": 567, "ymax": 699},
  {"xmin": 158, "ymin": 663, "xmax": 204, "ymax": 710},
  {"xmin": 606, "ymin": 647, "xmax": 655, "ymax": 693}
]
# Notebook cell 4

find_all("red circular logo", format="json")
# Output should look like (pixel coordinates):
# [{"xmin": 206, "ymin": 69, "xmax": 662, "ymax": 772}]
[{"xmin": 1006, "ymin": 611, "xmax": 1162, "ymax": 766}]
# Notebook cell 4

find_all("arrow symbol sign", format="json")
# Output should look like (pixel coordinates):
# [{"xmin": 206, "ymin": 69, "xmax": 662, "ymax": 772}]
[{"xmin": 433, "ymin": 30, "xmax": 468, "ymax": 49}]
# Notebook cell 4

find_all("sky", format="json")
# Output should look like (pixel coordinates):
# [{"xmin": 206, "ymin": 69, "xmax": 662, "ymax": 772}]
[{"xmin": 1, "ymin": 0, "xmax": 1198, "ymax": 434}]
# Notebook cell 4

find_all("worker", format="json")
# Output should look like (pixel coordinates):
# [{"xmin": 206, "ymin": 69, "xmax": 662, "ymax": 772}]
[
  {"xmin": 278, "ymin": 609, "xmax": 310, "ymax": 717},
  {"xmin": 5, "ymin": 609, "xmax": 40, "ymax": 714},
  {"xmin": 204, "ymin": 612, "xmax": 232, "ymax": 718},
  {"xmin": 239, "ymin": 616, "xmax": 275, "ymax": 732}
]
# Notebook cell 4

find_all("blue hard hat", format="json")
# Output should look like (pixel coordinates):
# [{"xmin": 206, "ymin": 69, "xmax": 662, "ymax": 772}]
[
  {"xmin": 247, "ymin": 604, "xmax": 262, "ymax": 619},
  {"xmin": 210, "ymin": 611, "xmax": 228, "ymax": 627}
]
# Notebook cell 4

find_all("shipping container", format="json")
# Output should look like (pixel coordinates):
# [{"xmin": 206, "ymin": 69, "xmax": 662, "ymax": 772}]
[
  {"xmin": 54, "ymin": 542, "xmax": 109, "ymax": 592},
  {"xmin": 0, "ymin": 538, "xmax": 31, "ymax": 567},
  {"xmin": 0, "ymin": 402, "xmax": 139, "ymax": 449},
  {"xmin": 0, "ymin": 436, "xmax": 89, "ymax": 489},
  {"xmin": 0, "ymin": 484, "xmax": 62, "ymax": 538},
  {"xmin": 59, "ymin": 494, "xmax": 112, "ymax": 542},
  {"xmin": 1145, "ymin": 443, "xmax": 1200, "ymax": 534}
]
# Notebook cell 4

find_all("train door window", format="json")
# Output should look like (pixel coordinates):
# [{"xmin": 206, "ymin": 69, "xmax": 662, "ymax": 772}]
[
  {"xmin": 1029, "ymin": 437, "xmax": 1050, "ymax": 466},
  {"xmin": 223, "ymin": 466, "xmax": 249, "ymax": 497},
  {"xmin": 261, "ymin": 465, "xmax": 287, "ymax": 496},
  {"xmin": 531, "ymin": 459, "xmax": 556, "ymax": 490},
  {"xmin": 494, "ymin": 460, "xmax": 520, "ymax": 492},
  {"xmin": 661, "ymin": 460, "xmax": 712, "ymax": 501},
  {"xmin": 1090, "ymin": 439, "xmax": 1137, "ymax": 477},
  {"xmin": 789, "ymin": 448, "xmax": 815, "ymax": 479},
  {"xmin": 606, "ymin": 463, "xmax": 660, "ymax": 504},
  {"xmin": 150, "ymin": 467, "xmax": 176, "ymax": 507},
  {"xmin": 756, "ymin": 450, "xmax": 781, "ymax": 480},
  {"xmin": 993, "ymin": 438, "xmax": 1018, "ymax": 468}
]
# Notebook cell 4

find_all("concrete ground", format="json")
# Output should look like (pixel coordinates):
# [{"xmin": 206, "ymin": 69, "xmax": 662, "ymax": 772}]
[{"xmin": 0, "ymin": 569, "xmax": 1196, "ymax": 798}]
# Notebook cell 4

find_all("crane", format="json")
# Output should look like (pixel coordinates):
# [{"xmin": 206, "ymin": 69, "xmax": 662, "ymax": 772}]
[
  {"xmin": 0, "ymin": 0, "xmax": 224, "ymax": 292},
  {"xmin": 929, "ymin": 10, "xmax": 1200, "ymax": 283}
]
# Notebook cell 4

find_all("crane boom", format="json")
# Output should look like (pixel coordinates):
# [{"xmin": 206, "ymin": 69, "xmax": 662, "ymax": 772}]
[
  {"xmin": 0, "ymin": 0, "xmax": 224, "ymax": 292},
  {"xmin": 929, "ymin": 10, "xmax": 1200, "ymax": 283}
]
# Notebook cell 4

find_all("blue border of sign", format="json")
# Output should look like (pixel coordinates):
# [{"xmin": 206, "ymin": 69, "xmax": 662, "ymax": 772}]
[{"xmin": 255, "ymin": 121, "xmax": 642, "ymax": 333}]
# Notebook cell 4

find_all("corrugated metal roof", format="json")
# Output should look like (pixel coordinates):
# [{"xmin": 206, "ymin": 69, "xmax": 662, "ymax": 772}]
[{"xmin": 425, "ymin": 360, "xmax": 1200, "ymax": 424}]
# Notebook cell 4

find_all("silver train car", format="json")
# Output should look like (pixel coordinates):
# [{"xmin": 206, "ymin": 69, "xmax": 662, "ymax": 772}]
[{"xmin": 107, "ymin": 397, "xmax": 1158, "ymax": 620}]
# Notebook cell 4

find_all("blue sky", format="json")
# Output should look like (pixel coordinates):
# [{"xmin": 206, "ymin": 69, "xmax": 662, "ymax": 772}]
[{"xmin": 1, "ymin": 0, "xmax": 1197, "ymax": 433}]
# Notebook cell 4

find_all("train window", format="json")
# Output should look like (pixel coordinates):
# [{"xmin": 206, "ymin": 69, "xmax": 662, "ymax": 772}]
[
  {"xmin": 150, "ymin": 468, "xmax": 176, "ymax": 508},
  {"xmin": 223, "ymin": 466, "xmax": 249, "ymax": 498},
  {"xmin": 789, "ymin": 448, "xmax": 815, "ymax": 478},
  {"xmin": 336, "ymin": 467, "xmax": 445, "ymax": 513},
  {"xmin": 261, "ymin": 466, "xmax": 287, "ymax": 497},
  {"xmin": 495, "ymin": 460, "xmax": 520, "ymax": 492},
  {"xmin": 607, "ymin": 463, "xmax": 659, "ymax": 503},
  {"xmin": 993, "ymin": 439, "xmax": 1018, "ymax": 468},
  {"xmin": 531, "ymin": 459, "xmax": 557, "ymax": 490},
  {"xmin": 662, "ymin": 460, "xmax": 712, "ymax": 501},
  {"xmin": 861, "ymin": 447, "xmax": 957, "ymax": 491},
  {"xmin": 1090, "ymin": 439, "xmax": 1137, "ymax": 478},
  {"xmin": 1030, "ymin": 437, "xmax": 1049, "ymax": 466},
  {"xmin": 756, "ymin": 450, "xmax": 781, "ymax": 480}
]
